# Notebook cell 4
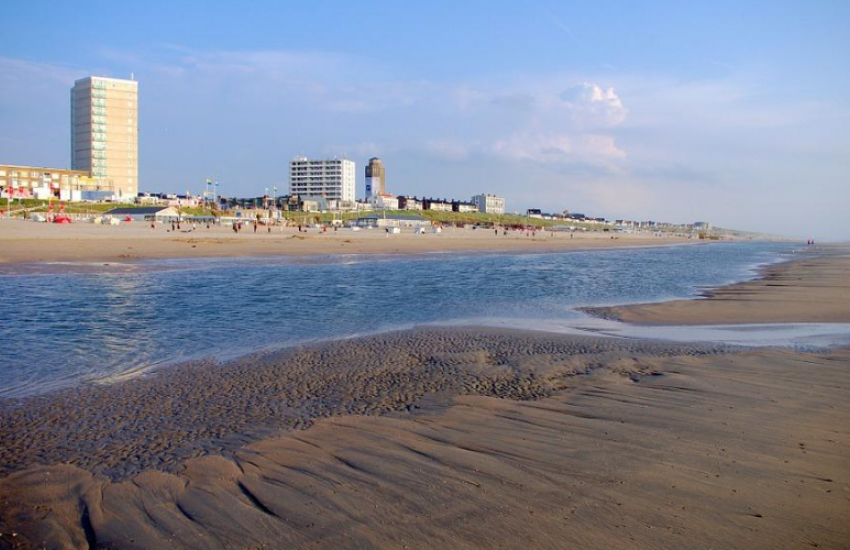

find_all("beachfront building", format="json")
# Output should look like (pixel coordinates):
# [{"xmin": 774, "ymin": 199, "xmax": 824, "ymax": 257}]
[
  {"xmin": 364, "ymin": 157, "xmax": 386, "ymax": 198},
  {"xmin": 0, "ymin": 164, "xmax": 109, "ymax": 200},
  {"xmin": 423, "ymin": 198, "xmax": 453, "ymax": 212},
  {"xmin": 398, "ymin": 196, "xmax": 423, "ymax": 210},
  {"xmin": 452, "ymin": 200, "xmax": 478, "ymax": 213},
  {"xmin": 353, "ymin": 213, "xmax": 431, "ymax": 229},
  {"xmin": 472, "ymin": 193, "xmax": 506, "ymax": 215},
  {"xmin": 102, "ymin": 206, "xmax": 179, "ymax": 222},
  {"xmin": 368, "ymin": 194, "xmax": 399, "ymax": 210},
  {"xmin": 289, "ymin": 157, "xmax": 356, "ymax": 206},
  {"xmin": 71, "ymin": 76, "xmax": 139, "ymax": 200}
]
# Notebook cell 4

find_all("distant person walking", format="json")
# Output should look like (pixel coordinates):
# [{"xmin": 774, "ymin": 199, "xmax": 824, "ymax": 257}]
[{"xmin": 253, "ymin": 220, "xmax": 258, "ymax": 233}]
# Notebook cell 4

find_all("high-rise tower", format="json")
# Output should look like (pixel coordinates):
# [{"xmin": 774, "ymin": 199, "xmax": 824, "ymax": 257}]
[
  {"xmin": 365, "ymin": 157, "xmax": 386, "ymax": 198},
  {"xmin": 71, "ymin": 76, "xmax": 138, "ymax": 199}
]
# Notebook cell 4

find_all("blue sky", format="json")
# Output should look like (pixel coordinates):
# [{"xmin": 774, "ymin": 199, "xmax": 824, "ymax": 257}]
[{"xmin": 1, "ymin": 1, "xmax": 848, "ymax": 238}]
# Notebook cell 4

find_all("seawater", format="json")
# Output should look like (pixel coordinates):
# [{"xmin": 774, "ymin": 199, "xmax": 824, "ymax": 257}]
[{"xmin": 1, "ymin": 242, "xmax": 843, "ymax": 398}]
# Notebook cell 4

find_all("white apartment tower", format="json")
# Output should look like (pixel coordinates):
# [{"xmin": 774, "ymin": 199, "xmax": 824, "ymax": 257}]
[
  {"xmin": 71, "ymin": 76, "xmax": 138, "ymax": 198},
  {"xmin": 289, "ymin": 157, "xmax": 356, "ymax": 202}
]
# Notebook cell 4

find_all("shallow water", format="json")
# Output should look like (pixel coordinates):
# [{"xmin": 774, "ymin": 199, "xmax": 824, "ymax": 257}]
[{"xmin": 0, "ymin": 242, "xmax": 837, "ymax": 398}]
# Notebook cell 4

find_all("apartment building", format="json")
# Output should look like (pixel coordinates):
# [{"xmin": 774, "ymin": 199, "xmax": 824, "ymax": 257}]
[
  {"xmin": 71, "ymin": 76, "xmax": 138, "ymax": 199},
  {"xmin": 289, "ymin": 157, "xmax": 356, "ymax": 203},
  {"xmin": 472, "ymin": 193, "xmax": 506, "ymax": 215},
  {"xmin": 0, "ymin": 164, "xmax": 92, "ymax": 200}
]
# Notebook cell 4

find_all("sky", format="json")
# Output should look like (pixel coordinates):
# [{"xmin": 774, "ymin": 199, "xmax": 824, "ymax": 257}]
[{"xmin": 0, "ymin": 1, "xmax": 848, "ymax": 239}]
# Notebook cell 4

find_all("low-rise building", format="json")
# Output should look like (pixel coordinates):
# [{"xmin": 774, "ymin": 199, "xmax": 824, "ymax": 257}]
[
  {"xmin": 472, "ymin": 193, "xmax": 505, "ymax": 215},
  {"xmin": 353, "ymin": 213, "xmax": 431, "ymax": 229},
  {"xmin": 102, "ymin": 206, "xmax": 179, "ymax": 222},
  {"xmin": 398, "ymin": 196, "xmax": 423, "ymax": 210},
  {"xmin": 369, "ymin": 193, "xmax": 399, "ymax": 210},
  {"xmin": 0, "ymin": 164, "xmax": 116, "ymax": 200},
  {"xmin": 423, "ymin": 198, "xmax": 453, "ymax": 212},
  {"xmin": 452, "ymin": 200, "xmax": 478, "ymax": 213}
]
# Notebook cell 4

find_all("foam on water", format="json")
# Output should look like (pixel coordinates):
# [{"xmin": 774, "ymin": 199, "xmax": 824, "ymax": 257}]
[{"xmin": 440, "ymin": 315, "xmax": 850, "ymax": 350}]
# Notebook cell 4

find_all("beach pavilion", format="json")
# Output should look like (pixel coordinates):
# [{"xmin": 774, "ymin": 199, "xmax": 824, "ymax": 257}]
[{"xmin": 102, "ymin": 206, "xmax": 180, "ymax": 223}]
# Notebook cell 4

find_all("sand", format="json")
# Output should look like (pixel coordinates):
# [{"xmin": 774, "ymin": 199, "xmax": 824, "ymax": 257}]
[
  {"xmin": 1, "ymin": 247, "xmax": 849, "ymax": 550},
  {"xmin": 584, "ymin": 246, "xmax": 850, "ymax": 325},
  {"xmin": 0, "ymin": 218, "xmax": 693, "ymax": 265}
]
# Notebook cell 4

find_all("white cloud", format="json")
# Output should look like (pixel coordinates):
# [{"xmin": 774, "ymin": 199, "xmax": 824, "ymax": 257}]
[
  {"xmin": 426, "ymin": 81, "xmax": 629, "ymax": 167},
  {"xmin": 557, "ymin": 82, "xmax": 627, "ymax": 127},
  {"xmin": 491, "ymin": 132, "xmax": 626, "ymax": 164}
]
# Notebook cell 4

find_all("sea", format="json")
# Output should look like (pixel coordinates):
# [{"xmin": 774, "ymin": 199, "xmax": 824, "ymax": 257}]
[{"xmin": 1, "ymin": 241, "xmax": 848, "ymax": 399}]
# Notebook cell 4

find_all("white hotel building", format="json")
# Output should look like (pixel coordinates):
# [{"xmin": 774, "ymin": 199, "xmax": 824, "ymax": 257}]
[{"xmin": 289, "ymin": 157, "xmax": 356, "ymax": 203}]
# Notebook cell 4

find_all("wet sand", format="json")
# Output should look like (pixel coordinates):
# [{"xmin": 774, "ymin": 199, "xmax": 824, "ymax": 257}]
[
  {"xmin": 1, "ymin": 250, "xmax": 849, "ymax": 549},
  {"xmin": 0, "ymin": 218, "xmax": 692, "ymax": 265},
  {"xmin": 583, "ymin": 246, "xmax": 850, "ymax": 325}
]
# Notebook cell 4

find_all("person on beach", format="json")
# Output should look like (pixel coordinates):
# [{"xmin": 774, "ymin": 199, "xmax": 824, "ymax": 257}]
[{"xmin": 253, "ymin": 221, "xmax": 258, "ymax": 233}]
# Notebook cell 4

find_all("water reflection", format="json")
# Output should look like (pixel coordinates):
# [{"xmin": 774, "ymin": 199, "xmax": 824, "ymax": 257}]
[{"xmin": 0, "ymin": 242, "xmax": 823, "ymax": 398}]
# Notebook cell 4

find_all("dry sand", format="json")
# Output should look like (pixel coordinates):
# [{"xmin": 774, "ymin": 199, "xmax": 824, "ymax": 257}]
[
  {"xmin": 584, "ymin": 246, "xmax": 850, "ymax": 324},
  {"xmin": 0, "ymin": 218, "xmax": 692, "ymax": 265},
  {"xmin": 1, "ymin": 247, "xmax": 849, "ymax": 550}
]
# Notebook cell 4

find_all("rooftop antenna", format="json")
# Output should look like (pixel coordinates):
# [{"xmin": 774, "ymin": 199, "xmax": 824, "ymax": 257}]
[{"xmin": 130, "ymin": 72, "xmax": 135, "ymax": 81}]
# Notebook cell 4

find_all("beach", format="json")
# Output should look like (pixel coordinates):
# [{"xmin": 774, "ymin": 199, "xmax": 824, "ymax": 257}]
[
  {"xmin": 0, "ymin": 218, "xmax": 693, "ymax": 265},
  {"xmin": 584, "ymin": 245, "xmax": 850, "ymax": 325},
  {"xmin": 1, "ymin": 248, "xmax": 849, "ymax": 549}
]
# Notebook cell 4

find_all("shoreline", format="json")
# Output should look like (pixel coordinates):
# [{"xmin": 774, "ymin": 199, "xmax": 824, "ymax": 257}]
[
  {"xmin": 0, "ymin": 217, "xmax": 707, "ymax": 266},
  {"xmin": 582, "ymin": 244, "xmax": 850, "ymax": 325},
  {"xmin": 1, "ymin": 244, "xmax": 849, "ymax": 549}
]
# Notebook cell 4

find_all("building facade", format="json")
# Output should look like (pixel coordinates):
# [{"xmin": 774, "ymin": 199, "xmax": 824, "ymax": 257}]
[
  {"xmin": 364, "ymin": 157, "xmax": 386, "ymax": 198},
  {"xmin": 423, "ymin": 198, "xmax": 453, "ymax": 212},
  {"xmin": 353, "ymin": 213, "xmax": 431, "ymax": 229},
  {"xmin": 397, "ymin": 196, "xmax": 423, "ymax": 210},
  {"xmin": 289, "ymin": 157, "xmax": 356, "ymax": 203},
  {"xmin": 472, "ymin": 193, "xmax": 506, "ymax": 215},
  {"xmin": 71, "ymin": 76, "xmax": 139, "ymax": 199},
  {"xmin": 452, "ymin": 200, "xmax": 478, "ymax": 213},
  {"xmin": 368, "ymin": 194, "xmax": 398, "ymax": 210},
  {"xmin": 0, "ymin": 164, "xmax": 100, "ymax": 200}
]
